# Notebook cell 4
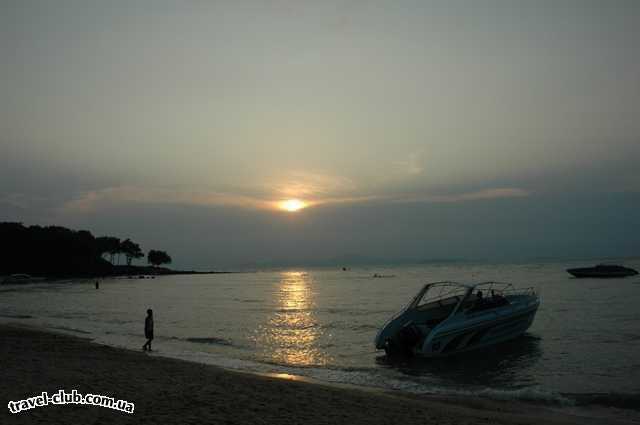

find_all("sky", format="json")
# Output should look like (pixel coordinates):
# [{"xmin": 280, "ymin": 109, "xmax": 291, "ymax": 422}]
[{"xmin": 1, "ymin": 0, "xmax": 639, "ymax": 269}]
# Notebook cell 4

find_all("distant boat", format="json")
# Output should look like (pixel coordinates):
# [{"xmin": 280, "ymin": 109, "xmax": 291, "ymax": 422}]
[
  {"xmin": 1, "ymin": 274, "xmax": 45, "ymax": 284},
  {"xmin": 566, "ymin": 264, "xmax": 638, "ymax": 278}
]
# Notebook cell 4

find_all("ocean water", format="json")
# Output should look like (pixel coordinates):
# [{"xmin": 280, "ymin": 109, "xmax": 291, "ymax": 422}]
[{"xmin": 2, "ymin": 260, "xmax": 640, "ymax": 410}]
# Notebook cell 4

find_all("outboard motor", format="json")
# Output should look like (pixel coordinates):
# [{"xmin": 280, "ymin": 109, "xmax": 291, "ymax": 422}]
[{"xmin": 384, "ymin": 322, "xmax": 421, "ymax": 357}]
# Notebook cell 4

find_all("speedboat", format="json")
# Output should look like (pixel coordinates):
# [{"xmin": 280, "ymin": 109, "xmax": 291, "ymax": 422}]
[
  {"xmin": 566, "ymin": 264, "xmax": 638, "ymax": 278},
  {"xmin": 375, "ymin": 281, "xmax": 540, "ymax": 357}
]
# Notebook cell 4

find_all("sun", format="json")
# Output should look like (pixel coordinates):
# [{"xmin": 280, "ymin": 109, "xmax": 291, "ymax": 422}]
[{"xmin": 279, "ymin": 199, "xmax": 306, "ymax": 212}]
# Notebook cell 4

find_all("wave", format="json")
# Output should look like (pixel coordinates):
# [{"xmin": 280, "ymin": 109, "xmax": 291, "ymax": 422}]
[
  {"xmin": 184, "ymin": 337, "xmax": 233, "ymax": 346},
  {"xmin": 470, "ymin": 387, "xmax": 574, "ymax": 406},
  {"xmin": 323, "ymin": 308, "xmax": 391, "ymax": 316},
  {"xmin": 49, "ymin": 326, "xmax": 92, "ymax": 335},
  {"xmin": 294, "ymin": 366, "xmax": 574, "ymax": 407},
  {"xmin": 111, "ymin": 333, "xmax": 238, "ymax": 348},
  {"xmin": 0, "ymin": 314, "xmax": 34, "ymax": 319},
  {"xmin": 248, "ymin": 308, "xmax": 311, "ymax": 314},
  {"xmin": 569, "ymin": 392, "xmax": 640, "ymax": 411},
  {"xmin": 50, "ymin": 312, "xmax": 88, "ymax": 319},
  {"xmin": 623, "ymin": 333, "xmax": 640, "ymax": 342},
  {"xmin": 274, "ymin": 308, "xmax": 311, "ymax": 313},
  {"xmin": 403, "ymin": 386, "xmax": 640, "ymax": 411},
  {"xmin": 321, "ymin": 322, "xmax": 378, "ymax": 331}
]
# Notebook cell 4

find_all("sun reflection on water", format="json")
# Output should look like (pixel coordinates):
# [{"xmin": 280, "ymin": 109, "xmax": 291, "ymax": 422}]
[{"xmin": 254, "ymin": 271, "xmax": 330, "ymax": 367}]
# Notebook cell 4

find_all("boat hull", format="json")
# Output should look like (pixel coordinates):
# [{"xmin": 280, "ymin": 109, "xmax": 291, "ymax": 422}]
[
  {"xmin": 417, "ymin": 303, "xmax": 539, "ymax": 357},
  {"xmin": 567, "ymin": 267, "xmax": 638, "ymax": 278}
]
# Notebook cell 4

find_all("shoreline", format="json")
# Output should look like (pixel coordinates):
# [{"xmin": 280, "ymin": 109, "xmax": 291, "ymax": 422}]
[
  {"xmin": 2, "ymin": 324, "xmax": 636, "ymax": 424},
  {"xmin": 1, "ymin": 269, "xmax": 240, "ymax": 284}
]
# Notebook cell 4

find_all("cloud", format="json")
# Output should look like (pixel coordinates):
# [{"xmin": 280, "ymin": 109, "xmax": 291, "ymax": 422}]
[
  {"xmin": 58, "ymin": 173, "xmax": 370, "ymax": 214},
  {"xmin": 392, "ymin": 152, "xmax": 425, "ymax": 176},
  {"xmin": 59, "ymin": 186, "xmax": 274, "ymax": 213},
  {"xmin": 59, "ymin": 183, "xmax": 529, "ymax": 215},
  {"xmin": 394, "ymin": 187, "xmax": 530, "ymax": 203},
  {"xmin": 259, "ymin": 171, "xmax": 358, "ymax": 199}
]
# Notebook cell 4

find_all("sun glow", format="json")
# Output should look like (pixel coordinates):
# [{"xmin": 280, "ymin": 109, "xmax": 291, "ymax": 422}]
[{"xmin": 279, "ymin": 199, "xmax": 306, "ymax": 212}]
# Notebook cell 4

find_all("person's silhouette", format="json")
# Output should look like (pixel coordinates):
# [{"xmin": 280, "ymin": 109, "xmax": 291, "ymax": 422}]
[
  {"xmin": 473, "ymin": 290, "xmax": 485, "ymax": 311},
  {"xmin": 142, "ymin": 309, "xmax": 154, "ymax": 351}
]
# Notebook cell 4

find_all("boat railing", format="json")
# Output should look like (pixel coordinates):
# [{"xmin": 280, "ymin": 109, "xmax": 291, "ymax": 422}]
[
  {"xmin": 502, "ymin": 286, "xmax": 537, "ymax": 298},
  {"xmin": 474, "ymin": 281, "xmax": 536, "ymax": 297}
]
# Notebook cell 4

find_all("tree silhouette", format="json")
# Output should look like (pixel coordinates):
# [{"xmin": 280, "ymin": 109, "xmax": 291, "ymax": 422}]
[
  {"xmin": 96, "ymin": 236, "xmax": 121, "ymax": 264},
  {"xmin": 120, "ymin": 239, "xmax": 144, "ymax": 266},
  {"xmin": 147, "ymin": 250, "xmax": 172, "ymax": 267},
  {"xmin": 1, "ymin": 222, "xmax": 113, "ymax": 276},
  {"xmin": 0, "ymin": 222, "xmax": 178, "ymax": 277}
]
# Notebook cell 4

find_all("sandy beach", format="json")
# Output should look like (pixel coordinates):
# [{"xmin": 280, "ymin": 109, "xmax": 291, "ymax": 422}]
[{"xmin": 2, "ymin": 324, "xmax": 635, "ymax": 425}]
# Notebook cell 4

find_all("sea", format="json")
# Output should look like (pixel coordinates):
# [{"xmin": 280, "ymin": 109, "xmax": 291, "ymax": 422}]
[{"xmin": 2, "ymin": 259, "xmax": 640, "ymax": 416}]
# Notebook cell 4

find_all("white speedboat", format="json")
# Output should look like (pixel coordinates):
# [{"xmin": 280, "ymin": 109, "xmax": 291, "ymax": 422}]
[{"xmin": 375, "ymin": 281, "xmax": 539, "ymax": 357}]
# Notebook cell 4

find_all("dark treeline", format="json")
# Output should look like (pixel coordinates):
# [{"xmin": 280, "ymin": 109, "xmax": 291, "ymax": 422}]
[{"xmin": 0, "ymin": 222, "xmax": 171, "ymax": 277}]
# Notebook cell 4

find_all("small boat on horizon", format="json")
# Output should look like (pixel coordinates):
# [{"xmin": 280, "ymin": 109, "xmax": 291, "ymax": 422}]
[
  {"xmin": 566, "ymin": 264, "xmax": 638, "ymax": 278},
  {"xmin": 375, "ymin": 281, "xmax": 540, "ymax": 357}
]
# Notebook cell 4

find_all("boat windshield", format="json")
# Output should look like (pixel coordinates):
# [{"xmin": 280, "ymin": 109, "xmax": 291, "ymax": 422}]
[{"xmin": 414, "ymin": 283, "xmax": 468, "ymax": 309}]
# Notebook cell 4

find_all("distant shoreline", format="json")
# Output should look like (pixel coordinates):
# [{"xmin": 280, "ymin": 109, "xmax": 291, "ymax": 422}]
[{"xmin": 1, "ymin": 266, "xmax": 239, "ymax": 284}]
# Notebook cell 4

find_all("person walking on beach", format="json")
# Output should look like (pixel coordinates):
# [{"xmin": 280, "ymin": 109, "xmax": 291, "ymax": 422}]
[{"xmin": 142, "ymin": 309, "xmax": 154, "ymax": 351}]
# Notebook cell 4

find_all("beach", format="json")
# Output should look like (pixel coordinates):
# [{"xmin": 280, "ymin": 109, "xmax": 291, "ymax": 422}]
[{"xmin": 1, "ymin": 324, "xmax": 633, "ymax": 425}]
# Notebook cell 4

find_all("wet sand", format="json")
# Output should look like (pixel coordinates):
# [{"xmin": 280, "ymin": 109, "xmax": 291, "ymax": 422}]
[{"xmin": 0, "ymin": 324, "xmax": 633, "ymax": 425}]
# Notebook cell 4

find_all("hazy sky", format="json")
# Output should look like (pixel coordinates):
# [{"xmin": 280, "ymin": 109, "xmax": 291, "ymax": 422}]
[{"xmin": 2, "ymin": 1, "xmax": 639, "ymax": 268}]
